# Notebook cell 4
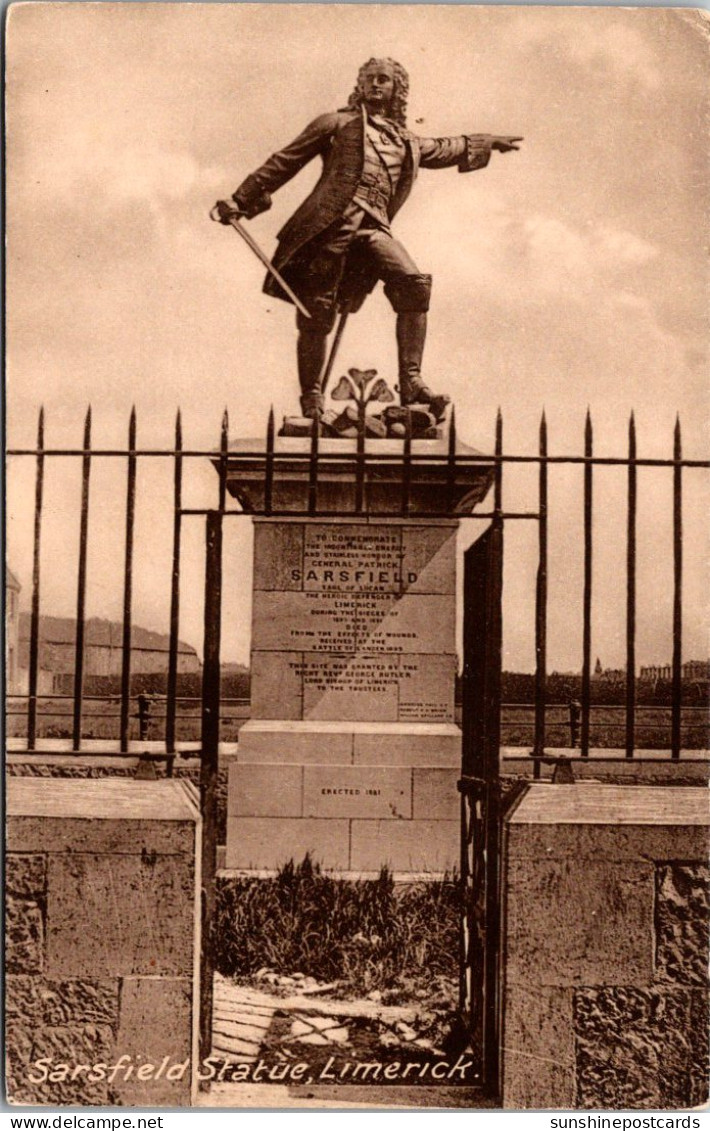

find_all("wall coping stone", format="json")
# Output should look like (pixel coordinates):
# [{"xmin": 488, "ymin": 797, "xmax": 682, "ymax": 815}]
[
  {"xmin": 238, "ymin": 719, "xmax": 461, "ymax": 736},
  {"xmin": 509, "ymin": 783, "xmax": 710, "ymax": 826},
  {"xmin": 7, "ymin": 777, "xmax": 200, "ymax": 821}
]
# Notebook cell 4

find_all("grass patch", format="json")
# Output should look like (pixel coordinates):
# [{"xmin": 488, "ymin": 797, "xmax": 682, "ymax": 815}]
[{"xmin": 216, "ymin": 855, "xmax": 459, "ymax": 997}]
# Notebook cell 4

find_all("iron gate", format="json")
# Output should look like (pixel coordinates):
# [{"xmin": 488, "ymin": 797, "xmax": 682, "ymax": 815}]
[{"xmin": 459, "ymin": 521, "xmax": 504, "ymax": 1098}]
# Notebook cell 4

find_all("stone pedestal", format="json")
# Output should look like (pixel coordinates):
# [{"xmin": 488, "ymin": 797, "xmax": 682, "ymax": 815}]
[{"xmin": 225, "ymin": 429, "xmax": 493, "ymax": 874}]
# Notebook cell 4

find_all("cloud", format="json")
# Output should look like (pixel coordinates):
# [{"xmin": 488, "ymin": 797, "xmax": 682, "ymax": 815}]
[
  {"xmin": 564, "ymin": 24, "xmax": 662, "ymax": 91},
  {"xmin": 518, "ymin": 215, "xmax": 659, "ymax": 295},
  {"xmin": 511, "ymin": 15, "xmax": 663, "ymax": 91},
  {"xmin": 99, "ymin": 148, "xmax": 206, "ymax": 205},
  {"xmin": 593, "ymin": 224, "xmax": 659, "ymax": 267},
  {"xmin": 44, "ymin": 132, "xmax": 228, "ymax": 215},
  {"xmin": 411, "ymin": 188, "xmax": 660, "ymax": 304}
]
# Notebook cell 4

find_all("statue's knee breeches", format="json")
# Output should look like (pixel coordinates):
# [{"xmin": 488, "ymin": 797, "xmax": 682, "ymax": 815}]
[
  {"xmin": 296, "ymin": 246, "xmax": 345, "ymax": 332},
  {"xmin": 296, "ymin": 296, "xmax": 338, "ymax": 334},
  {"xmin": 384, "ymin": 273, "xmax": 433, "ymax": 313}
]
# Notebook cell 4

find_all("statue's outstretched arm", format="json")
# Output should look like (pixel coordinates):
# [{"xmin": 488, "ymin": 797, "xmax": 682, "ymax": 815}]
[
  {"xmin": 419, "ymin": 133, "xmax": 522, "ymax": 173},
  {"xmin": 231, "ymin": 113, "xmax": 339, "ymax": 219}
]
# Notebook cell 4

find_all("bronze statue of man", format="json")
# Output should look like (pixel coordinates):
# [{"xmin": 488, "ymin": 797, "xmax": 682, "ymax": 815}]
[{"xmin": 215, "ymin": 58, "xmax": 522, "ymax": 419}]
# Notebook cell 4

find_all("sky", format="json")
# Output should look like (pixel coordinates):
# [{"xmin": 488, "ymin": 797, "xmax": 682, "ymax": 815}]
[{"xmin": 6, "ymin": 4, "xmax": 709, "ymax": 671}]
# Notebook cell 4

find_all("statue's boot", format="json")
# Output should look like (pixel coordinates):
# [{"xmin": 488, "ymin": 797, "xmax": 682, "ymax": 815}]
[
  {"xmin": 297, "ymin": 325, "xmax": 327, "ymax": 419},
  {"xmin": 385, "ymin": 274, "xmax": 450, "ymax": 419},
  {"xmin": 395, "ymin": 310, "xmax": 451, "ymax": 421}
]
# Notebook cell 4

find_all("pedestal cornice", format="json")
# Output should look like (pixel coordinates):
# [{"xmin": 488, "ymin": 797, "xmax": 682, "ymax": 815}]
[{"xmin": 218, "ymin": 430, "xmax": 494, "ymax": 516}]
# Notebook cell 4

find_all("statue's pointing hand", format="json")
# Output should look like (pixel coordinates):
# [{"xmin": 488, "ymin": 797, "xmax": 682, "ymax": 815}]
[{"xmin": 491, "ymin": 136, "xmax": 523, "ymax": 153}]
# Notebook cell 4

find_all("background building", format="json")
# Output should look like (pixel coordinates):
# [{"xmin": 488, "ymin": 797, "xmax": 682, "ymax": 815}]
[
  {"xmin": 17, "ymin": 614, "xmax": 200, "ymax": 693},
  {"xmin": 640, "ymin": 660, "xmax": 709, "ymax": 682}
]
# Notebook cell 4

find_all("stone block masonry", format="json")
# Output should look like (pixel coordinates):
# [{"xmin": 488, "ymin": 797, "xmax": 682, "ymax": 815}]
[
  {"xmin": 226, "ymin": 761, "xmax": 459, "ymax": 872},
  {"xmin": 502, "ymin": 784, "xmax": 710, "ymax": 1110},
  {"xmin": 6, "ymin": 778, "xmax": 201, "ymax": 1107},
  {"xmin": 228, "ymin": 515, "xmax": 464, "ymax": 873}
]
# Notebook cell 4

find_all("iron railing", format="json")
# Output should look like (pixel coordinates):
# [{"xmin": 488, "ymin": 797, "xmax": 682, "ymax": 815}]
[
  {"xmin": 7, "ymin": 405, "xmax": 709, "ymax": 766},
  {"xmin": 6, "ymin": 696, "xmax": 707, "ymax": 750}
]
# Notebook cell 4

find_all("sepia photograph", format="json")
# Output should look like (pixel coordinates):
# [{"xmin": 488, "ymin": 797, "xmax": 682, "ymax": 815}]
[{"xmin": 5, "ymin": 3, "xmax": 709, "ymax": 1113}]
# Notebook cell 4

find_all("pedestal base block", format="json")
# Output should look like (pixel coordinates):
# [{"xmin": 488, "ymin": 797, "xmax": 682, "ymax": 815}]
[
  {"xmin": 235, "ymin": 719, "xmax": 461, "ymax": 765},
  {"xmin": 227, "ymin": 722, "xmax": 462, "ymax": 874}
]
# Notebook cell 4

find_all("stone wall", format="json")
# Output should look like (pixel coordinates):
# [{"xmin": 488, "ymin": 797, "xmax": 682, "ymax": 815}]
[
  {"xmin": 8, "ymin": 756, "xmax": 229, "ymax": 842},
  {"xmin": 10, "ymin": 755, "xmax": 706, "ymax": 877},
  {"xmin": 6, "ymin": 778, "xmax": 201, "ymax": 1107},
  {"xmin": 502, "ymin": 784, "xmax": 709, "ymax": 1109}
]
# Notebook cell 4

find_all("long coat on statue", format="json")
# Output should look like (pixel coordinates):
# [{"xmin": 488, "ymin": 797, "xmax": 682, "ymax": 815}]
[{"xmin": 233, "ymin": 106, "xmax": 493, "ymax": 312}]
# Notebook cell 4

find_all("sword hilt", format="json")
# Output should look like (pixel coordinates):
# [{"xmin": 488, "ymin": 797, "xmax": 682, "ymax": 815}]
[{"xmin": 209, "ymin": 202, "xmax": 245, "ymax": 224}]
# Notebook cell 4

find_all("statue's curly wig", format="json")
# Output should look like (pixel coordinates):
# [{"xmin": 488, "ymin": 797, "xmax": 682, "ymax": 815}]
[{"xmin": 347, "ymin": 57, "xmax": 409, "ymax": 127}]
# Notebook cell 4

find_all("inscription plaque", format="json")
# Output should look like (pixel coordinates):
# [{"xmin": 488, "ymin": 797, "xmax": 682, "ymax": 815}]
[
  {"xmin": 300, "ymin": 654, "xmax": 401, "ymax": 722},
  {"xmin": 301, "ymin": 528, "xmax": 413, "ymax": 592},
  {"xmin": 252, "ymin": 590, "xmax": 453, "ymax": 653},
  {"xmin": 303, "ymin": 766, "xmax": 411, "ymax": 819},
  {"xmin": 250, "ymin": 521, "xmax": 458, "ymax": 724}
]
